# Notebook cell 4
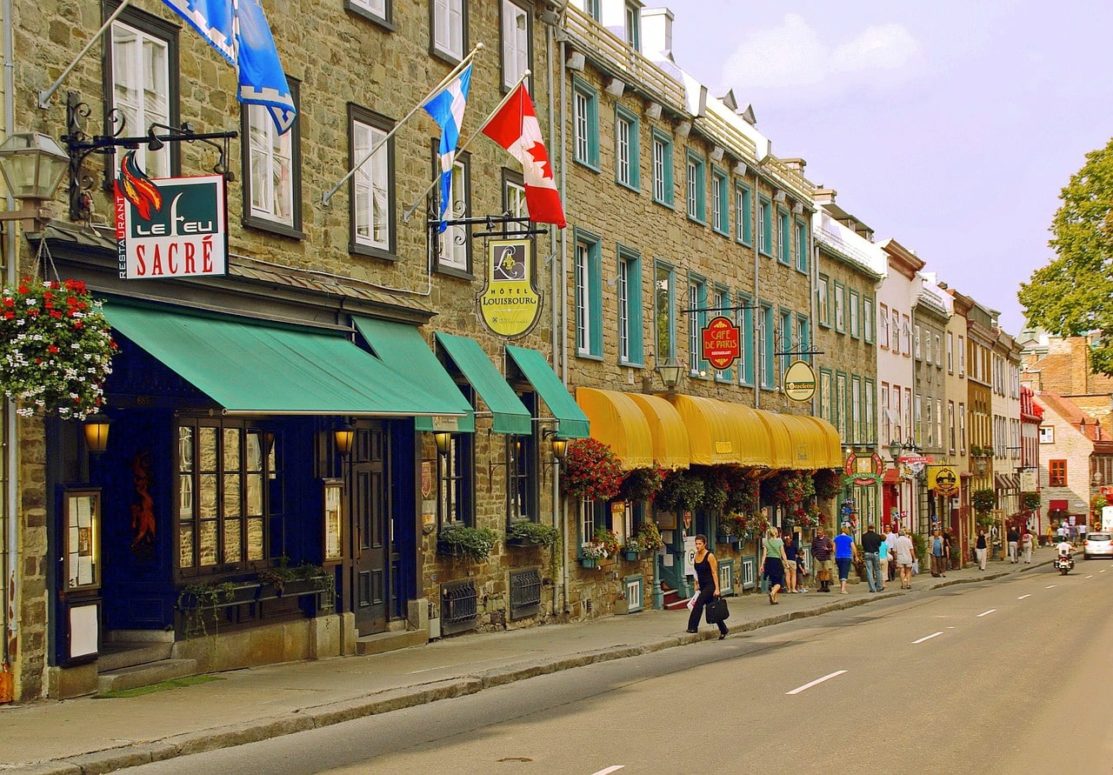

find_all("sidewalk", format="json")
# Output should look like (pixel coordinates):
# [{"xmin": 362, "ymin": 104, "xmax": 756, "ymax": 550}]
[{"xmin": 2, "ymin": 549, "xmax": 1056, "ymax": 775}]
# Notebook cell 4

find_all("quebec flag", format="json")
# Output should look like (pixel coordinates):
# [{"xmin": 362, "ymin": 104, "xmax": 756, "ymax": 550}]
[
  {"xmin": 422, "ymin": 64, "xmax": 472, "ymax": 233},
  {"xmin": 161, "ymin": 0, "xmax": 296, "ymax": 134}
]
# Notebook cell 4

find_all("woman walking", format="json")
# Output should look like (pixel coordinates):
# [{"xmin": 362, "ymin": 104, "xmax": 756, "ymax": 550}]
[
  {"xmin": 686, "ymin": 535, "xmax": 729, "ymax": 639},
  {"xmin": 975, "ymin": 528, "xmax": 988, "ymax": 571},
  {"xmin": 783, "ymin": 533, "xmax": 800, "ymax": 593},
  {"xmin": 760, "ymin": 527, "xmax": 788, "ymax": 605},
  {"xmin": 894, "ymin": 528, "xmax": 917, "ymax": 589},
  {"xmin": 878, "ymin": 536, "xmax": 890, "ymax": 591}
]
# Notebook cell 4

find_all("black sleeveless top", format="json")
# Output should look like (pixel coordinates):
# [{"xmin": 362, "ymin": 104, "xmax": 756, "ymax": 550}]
[{"xmin": 694, "ymin": 552, "xmax": 715, "ymax": 589}]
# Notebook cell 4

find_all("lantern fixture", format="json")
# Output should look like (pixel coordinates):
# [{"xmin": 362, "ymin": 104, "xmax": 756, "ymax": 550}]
[
  {"xmin": 334, "ymin": 423, "xmax": 355, "ymax": 456},
  {"xmin": 543, "ymin": 429, "xmax": 567, "ymax": 463},
  {"xmin": 82, "ymin": 413, "xmax": 111, "ymax": 454},
  {"xmin": 657, "ymin": 356, "xmax": 683, "ymax": 392},
  {"xmin": 434, "ymin": 431, "xmax": 452, "ymax": 457}
]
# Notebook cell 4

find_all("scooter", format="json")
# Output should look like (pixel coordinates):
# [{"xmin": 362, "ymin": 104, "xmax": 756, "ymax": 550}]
[{"xmin": 1055, "ymin": 553, "xmax": 1074, "ymax": 575}]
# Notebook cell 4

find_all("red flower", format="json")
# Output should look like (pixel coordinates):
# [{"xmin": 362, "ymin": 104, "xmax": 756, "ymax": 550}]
[
  {"xmin": 47, "ymin": 344, "xmax": 59, "ymax": 354},
  {"xmin": 73, "ymin": 320, "xmax": 83, "ymax": 329},
  {"xmin": 49, "ymin": 310, "xmax": 62, "ymax": 319},
  {"xmin": 17, "ymin": 283, "xmax": 27, "ymax": 294},
  {"xmin": 27, "ymin": 308, "xmax": 38, "ymax": 317},
  {"xmin": 3, "ymin": 311, "xmax": 13, "ymax": 320},
  {"xmin": 2, "ymin": 298, "xmax": 12, "ymax": 308}
]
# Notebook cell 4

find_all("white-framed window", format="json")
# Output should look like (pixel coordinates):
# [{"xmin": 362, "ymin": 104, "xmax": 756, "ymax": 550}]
[
  {"xmin": 817, "ymin": 275, "xmax": 830, "ymax": 327},
  {"xmin": 881, "ymin": 383, "xmax": 891, "ymax": 444},
  {"xmin": 617, "ymin": 257, "xmax": 630, "ymax": 363},
  {"xmin": 851, "ymin": 376, "xmax": 862, "ymax": 442},
  {"xmin": 111, "ymin": 20, "xmax": 171, "ymax": 177},
  {"xmin": 688, "ymin": 281, "xmax": 705, "ymax": 374},
  {"xmin": 247, "ymin": 104, "xmax": 295, "ymax": 227},
  {"xmin": 437, "ymin": 157, "xmax": 469, "ymax": 272},
  {"xmin": 879, "ymin": 303, "xmax": 890, "ymax": 347},
  {"xmin": 651, "ymin": 133, "xmax": 672, "ymax": 205},
  {"xmin": 351, "ymin": 111, "xmax": 392, "ymax": 253},
  {"xmin": 849, "ymin": 290, "xmax": 860, "ymax": 338},
  {"xmin": 891, "ymin": 310, "xmax": 901, "ymax": 354},
  {"xmin": 625, "ymin": 2, "xmax": 640, "ymax": 50},
  {"xmin": 1039, "ymin": 426, "xmax": 1054, "ymax": 444},
  {"xmin": 686, "ymin": 154, "xmax": 705, "ymax": 221},
  {"xmin": 947, "ymin": 332, "xmax": 954, "ymax": 373},
  {"xmin": 501, "ymin": 0, "xmax": 529, "ymax": 90},
  {"xmin": 914, "ymin": 324, "xmax": 922, "ymax": 359},
  {"xmin": 959, "ymin": 403, "xmax": 966, "ymax": 453},
  {"xmin": 958, "ymin": 336, "xmax": 966, "ymax": 376},
  {"xmin": 615, "ymin": 108, "xmax": 639, "ymax": 189},
  {"xmin": 350, "ymin": 0, "xmax": 389, "ymax": 23},
  {"xmin": 575, "ymin": 242, "xmax": 593, "ymax": 355},
  {"xmin": 432, "ymin": 0, "xmax": 465, "ymax": 60},
  {"xmin": 504, "ymin": 177, "xmax": 526, "ymax": 219}
]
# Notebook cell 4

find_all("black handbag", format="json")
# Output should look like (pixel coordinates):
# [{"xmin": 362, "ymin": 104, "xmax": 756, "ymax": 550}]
[{"xmin": 705, "ymin": 596, "xmax": 730, "ymax": 623}]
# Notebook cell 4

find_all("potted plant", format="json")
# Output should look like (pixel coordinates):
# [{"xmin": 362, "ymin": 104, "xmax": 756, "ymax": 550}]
[
  {"xmin": 635, "ymin": 520, "xmax": 665, "ymax": 553},
  {"xmin": 619, "ymin": 467, "xmax": 664, "ymax": 502},
  {"xmin": 580, "ymin": 541, "xmax": 606, "ymax": 569},
  {"xmin": 656, "ymin": 470, "xmax": 705, "ymax": 518},
  {"xmin": 717, "ymin": 515, "xmax": 742, "ymax": 544},
  {"xmin": 0, "ymin": 277, "xmax": 116, "ymax": 419},
  {"xmin": 813, "ymin": 469, "xmax": 842, "ymax": 500},
  {"xmin": 581, "ymin": 527, "xmax": 619, "ymax": 568},
  {"xmin": 562, "ymin": 438, "xmax": 624, "ymax": 501},
  {"xmin": 622, "ymin": 534, "xmax": 643, "ymax": 561},
  {"xmin": 972, "ymin": 488, "xmax": 997, "ymax": 527},
  {"xmin": 506, "ymin": 519, "xmax": 560, "ymax": 549},
  {"xmin": 437, "ymin": 523, "xmax": 499, "ymax": 563},
  {"xmin": 1022, "ymin": 492, "xmax": 1041, "ymax": 511}
]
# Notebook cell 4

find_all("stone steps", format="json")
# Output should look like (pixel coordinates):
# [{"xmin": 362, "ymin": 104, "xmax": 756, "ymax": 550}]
[
  {"xmin": 355, "ymin": 628, "xmax": 428, "ymax": 656},
  {"xmin": 97, "ymin": 641, "xmax": 174, "ymax": 673},
  {"xmin": 97, "ymin": 658, "xmax": 199, "ymax": 695}
]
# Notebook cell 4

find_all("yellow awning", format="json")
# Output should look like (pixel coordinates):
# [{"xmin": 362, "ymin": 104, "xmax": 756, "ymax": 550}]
[
  {"xmin": 718, "ymin": 401, "xmax": 773, "ymax": 468},
  {"xmin": 755, "ymin": 410, "xmax": 794, "ymax": 469},
  {"xmin": 803, "ymin": 415, "xmax": 843, "ymax": 468},
  {"xmin": 627, "ymin": 393, "xmax": 690, "ymax": 469},
  {"xmin": 777, "ymin": 413, "xmax": 828, "ymax": 469},
  {"xmin": 667, "ymin": 394, "xmax": 737, "ymax": 465},
  {"xmin": 575, "ymin": 388, "xmax": 653, "ymax": 470}
]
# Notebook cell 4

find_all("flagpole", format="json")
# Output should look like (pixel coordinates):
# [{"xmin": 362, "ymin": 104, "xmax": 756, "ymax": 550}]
[
  {"xmin": 402, "ymin": 70, "xmax": 531, "ymax": 223},
  {"xmin": 38, "ymin": 0, "xmax": 134, "ymax": 108},
  {"xmin": 320, "ymin": 43, "xmax": 484, "ymax": 207}
]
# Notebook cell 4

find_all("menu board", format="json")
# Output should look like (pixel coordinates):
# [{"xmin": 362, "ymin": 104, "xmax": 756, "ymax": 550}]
[
  {"xmin": 323, "ymin": 479, "xmax": 343, "ymax": 564},
  {"xmin": 65, "ymin": 489, "xmax": 100, "ymax": 592}
]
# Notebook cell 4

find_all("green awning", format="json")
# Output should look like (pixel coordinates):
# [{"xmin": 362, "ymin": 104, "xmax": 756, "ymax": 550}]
[
  {"xmin": 435, "ymin": 333, "xmax": 531, "ymax": 435},
  {"xmin": 103, "ymin": 303, "xmax": 468, "ymax": 419},
  {"xmin": 505, "ymin": 345, "xmax": 590, "ymax": 438},
  {"xmin": 353, "ymin": 317, "xmax": 474, "ymax": 433}
]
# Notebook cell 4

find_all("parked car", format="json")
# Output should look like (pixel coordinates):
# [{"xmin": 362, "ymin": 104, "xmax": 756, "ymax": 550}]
[{"xmin": 1083, "ymin": 532, "xmax": 1113, "ymax": 559}]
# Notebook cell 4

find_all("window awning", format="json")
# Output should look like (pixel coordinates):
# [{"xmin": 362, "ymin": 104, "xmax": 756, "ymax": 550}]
[
  {"xmin": 776, "ymin": 413, "xmax": 828, "ymax": 469},
  {"xmin": 718, "ymin": 402, "xmax": 773, "ymax": 468},
  {"xmin": 668, "ymin": 394, "xmax": 737, "ymax": 465},
  {"xmin": 755, "ymin": 410, "xmax": 794, "ymax": 469},
  {"xmin": 576, "ymin": 388, "xmax": 653, "ymax": 470},
  {"xmin": 353, "ymin": 317, "xmax": 475, "ymax": 432},
  {"xmin": 806, "ymin": 416, "xmax": 843, "ymax": 468},
  {"xmin": 103, "ymin": 303, "xmax": 468, "ymax": 418},
  {"xmin": 434, "ymin": 332, "xmax": 531, "ymax": 435},
  {"xmin": 505, "ymin": 345, "xmax": 590, "ymax": 438},
  {"xmin": 627, "ymin": 393, "xmax": 690, "ymax": 470}
]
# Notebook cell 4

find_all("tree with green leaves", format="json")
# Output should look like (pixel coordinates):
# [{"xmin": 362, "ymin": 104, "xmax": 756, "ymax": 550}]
[{"xmin": 1018, "ymin": 137, "xmax": 1113, "ymax": 375}]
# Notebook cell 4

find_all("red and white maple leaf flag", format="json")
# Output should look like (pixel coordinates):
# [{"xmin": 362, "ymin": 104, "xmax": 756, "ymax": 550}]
[{"xmin": 481, "ymin": 83, "xmax": 566, "ymax": 228}]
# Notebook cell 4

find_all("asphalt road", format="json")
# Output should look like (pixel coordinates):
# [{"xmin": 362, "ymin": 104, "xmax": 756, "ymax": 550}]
[{"xmin": 131, "ymin": 562, "xmax": 1113, "ymax": 775}]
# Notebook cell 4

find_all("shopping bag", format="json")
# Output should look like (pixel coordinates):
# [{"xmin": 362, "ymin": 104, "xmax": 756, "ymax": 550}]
[
  {"xmin": 911, "ymin": 560, "xmax": 920, "ymax": 575},
  {"xmin": 705, "ymin": 597, "xmax": 730, "ymax": 623},
  {"xmin": 686, "ymin": 593, "xmax": 698, "ymax": 611}
]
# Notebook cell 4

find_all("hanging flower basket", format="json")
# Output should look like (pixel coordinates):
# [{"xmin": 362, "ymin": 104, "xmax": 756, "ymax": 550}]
[
  {"xmin": 0, "ymin": 277, "xmax": 115, "ymax": 420},
  {"xmin": 562, "ymin": 438, "xmax": 624, "ymax": 501}
]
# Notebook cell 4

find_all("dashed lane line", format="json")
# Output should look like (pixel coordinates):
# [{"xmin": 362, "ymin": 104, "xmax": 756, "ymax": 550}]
[
  {"xmin": 912, "ymin": 632, "xmax": 943, "ymax": 644},
  {"xmin": 1045, "ymin": 584, "xmax": 1057, "ymax": 589},
  {"xmin": 1018, "ymin": 594, "xmax": 1031, "ymax": 600},
  {"xmin": 591, "ymin": 766, "xmax": 624, "ymax": 775},
  {"xmin": 977, "ymin": 609, "xmax": 997, "ymax": 617},
  {"xmin": 786, "ymin": 670, "xmax": 847, "ymax": 695}
]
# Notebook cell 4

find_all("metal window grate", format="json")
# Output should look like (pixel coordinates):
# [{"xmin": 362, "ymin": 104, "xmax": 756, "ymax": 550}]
[
  {"xmin": 440, "ymin": 579, "xmax": 478, "ymax": 635},
  {"xmin": 509, "ymin": 568, "xmax": 542, "ymax": 621}
]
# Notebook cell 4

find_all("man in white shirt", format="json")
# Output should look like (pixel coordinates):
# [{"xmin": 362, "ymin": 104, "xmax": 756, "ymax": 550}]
[{"xmin": 1057, "ymin": 539, "xmax": 1073, "ymax": 558}]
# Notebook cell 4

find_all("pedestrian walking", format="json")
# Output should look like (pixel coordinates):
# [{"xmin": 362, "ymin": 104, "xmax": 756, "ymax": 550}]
[
  {"xmin": 833, "ymin": 525, "xmax": 857, "ymax": 594},
  {"xmin": 1021, "ymin": 530, "xmax": 1034, "ymax": 564},
  {"xmin": 1007, "ymin": 526, "xmax": 1020, "ymax": 563},
  {"xmin": 894, "ymin": 528, "xmax": 916, "ymax": 589},
  {"xmin": 930, "ymin": 528, "xmax": 947, "ymax": 577},
  {"xmin": 860, "ymin": 523, "xmax": 884, "ymax": 592},
  {"xmin": 943, "ymin": 530, "xmax": 953, "ymax": 571},
  {"xmin": 1079, "ymin": 521, "xmax": 1088, "ymax": 545},
  {"xmin": 686, "ymin": 535, "xmax": 729, "ymax": 639},
  {"xmin": 878, "ymin": 536, "xmax": 890, "ymax": 591},
  {"xmin": 885, "ymin": 524, "xmax": 901, "ymax": 582},
  {"xmin": 811, "ymin": 526, "xmax": 836, "ymax": 593},
  {"xmin": 975, "ymin": 528, "xmax": 988, "ymax": 571},
  {"xmin": 760, "ymin": 527, "xmax": 788, "ymax": 605},
  {"xmin": 783, "ymin": 533, "xmax": 800, "ymax": 593}
]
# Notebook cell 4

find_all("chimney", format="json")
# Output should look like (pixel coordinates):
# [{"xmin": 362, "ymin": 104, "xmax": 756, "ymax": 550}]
[
  {"xmin": 641, "ymin": 7, "xmax": 673, "ymax": 59},
  {"xmin": 813, "ymin": 187, "xmax": 837, "ymax": 205},
  {"xmin": 1071, "ymin": 337, "xmax": 1090, "ymax": 394},
  {"xmin": 781, "ymin": 157, "xmax": 807, "ymax": 172}
]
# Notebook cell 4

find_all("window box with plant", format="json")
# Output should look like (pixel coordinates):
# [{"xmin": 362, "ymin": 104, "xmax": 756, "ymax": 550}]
[
  {"xmin": 437, "ymin": 523, "xmax": 499, "ymax": 563},
  {"xmin": 562, "ymin": 438, "xmax": 624, "ymax": 502},
  {"xmin": 582, "ymin": 527, "xmax": 619, "ymax": 568},
  {"xmin": 506, "ymin": 519, "xmax": 560, "ymax": 549},
  {"xmin": 972, "ymin": 488, "xmax": 997, "ymax": 528}
]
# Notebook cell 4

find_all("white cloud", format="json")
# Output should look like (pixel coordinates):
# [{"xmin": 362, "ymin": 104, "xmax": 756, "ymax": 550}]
[{"xmin": 720, "ymin": 14, "xmax": 921, "ymax": 103}]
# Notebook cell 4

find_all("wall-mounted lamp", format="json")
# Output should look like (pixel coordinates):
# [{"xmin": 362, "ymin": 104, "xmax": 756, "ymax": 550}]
[
  {"xmin": 543, "ymin": 429, "xmax": 568, "ymax": 463},
  {"xmin": 733, "ymin": 160, "xmax": 748, "ymax": 177},
  {"xmin": 645, "ymin": 101, "xmax": 662, "ymax": 120},
  {"xmin": 674, "ymin": 120, "xmax": 692, "ymax": 139},
  {"xmin": 657, "ymin": 356, "xmax": 683, "ymax": 392},
  {"xmin": 434, "ymin": 431, "xmax": 453, "ymax": 457},
  {"xmin": 82, "ymin": 413, "xmax": 111, "ymax": 454},
  {"xmin": 0, "ymin": 132, "xmax": 67, "ymax": 225},
  {"xmin": 792, "ymin": 202, "xmax": 804, "ymax": 215},
  {"xmin": 709, "ymin": 145, "xmax": 724, "ymax": 163},
  {"xmin": 566, "ymin": 51, "xmax": 586, "ymax": 71},
  {"xmin": 334, "ymin": 423, "xmax": 355, "ymax": 456},
  {"xmin": 773, "ymin": 189, "xmax": 786, "ymax": 204},
  {"xmin": 887, "ymin": 439, "xmax": 903, "ymax": 464},
  {"xmin": 604, "ymin": 77, "xmax": 625, "ymax": 98}
]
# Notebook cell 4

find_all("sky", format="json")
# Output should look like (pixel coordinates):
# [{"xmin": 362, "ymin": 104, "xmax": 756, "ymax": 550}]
[{"xmin": 667, "ymin": 0, "xmax": 1113, "ymax": 334}]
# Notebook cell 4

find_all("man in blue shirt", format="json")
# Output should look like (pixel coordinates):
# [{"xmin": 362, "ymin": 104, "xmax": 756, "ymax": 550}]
[
  {"xmin": 833, "ymin": 525, "xmax": 858, "ymax": 594},
  {"xmin": 930, "ymin": 528, "xmax": 947, "ymax": 577}
]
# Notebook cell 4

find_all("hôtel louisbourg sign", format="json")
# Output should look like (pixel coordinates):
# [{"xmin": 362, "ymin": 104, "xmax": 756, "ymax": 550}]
[{"xmin": 115, "ymin": 152, "xmax": 228, "ymax": 280}]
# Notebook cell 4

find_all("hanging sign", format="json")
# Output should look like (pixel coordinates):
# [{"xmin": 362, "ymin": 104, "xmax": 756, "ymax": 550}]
[
  {"xmin": 844, "ymin": 452, "xmax": 884, "ymax": 487},
  {"xmin": 479, "ymin": 239, "xmax": 541, "ymax": 337},
  {"xmin": 701, "ymin": 316, "xmax": 740, "ymax": 370},
  {"xmin": 114, "ymin": 153, "xmax": 227, "ymax": 280},
  {"xmin": 783, "ymin": 360, "xmax": 817, "ymax": 402},
  {"xmin": 927, "ymin": 465, "xmax": 960, "ymax": 497},
  {"xmin": 1019, "ymin": 469, "xmax": 1038, "ymax": 493}
]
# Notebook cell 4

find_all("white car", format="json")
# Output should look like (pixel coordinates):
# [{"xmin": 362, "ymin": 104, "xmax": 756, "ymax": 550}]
[{"xmin": 1083, "ymin": 532, "xmax": 1113, "ymax": 559}]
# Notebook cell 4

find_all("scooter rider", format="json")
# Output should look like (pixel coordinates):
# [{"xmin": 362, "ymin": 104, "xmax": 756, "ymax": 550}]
[{"xmin": 1057, "ymin": 539, "xmax": 1073, "ymax": 558}]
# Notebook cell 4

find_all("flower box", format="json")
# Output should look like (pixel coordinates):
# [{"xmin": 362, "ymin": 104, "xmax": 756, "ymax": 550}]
[
  {"xmin": 717, "ymin": 534, "xmax": 739, "ymax": 545},
  {"xmin": 624, "ymin": 550, "xmax": 641, "ymax": 562},
  {"xmin": 580, "ymin": 557, "xmax": 597, "ymax": 569}
]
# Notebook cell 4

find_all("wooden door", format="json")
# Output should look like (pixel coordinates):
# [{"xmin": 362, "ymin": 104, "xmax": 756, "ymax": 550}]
[{"xmin": 349, "ymin": 424, "xmax": 389, "ymax": 634}]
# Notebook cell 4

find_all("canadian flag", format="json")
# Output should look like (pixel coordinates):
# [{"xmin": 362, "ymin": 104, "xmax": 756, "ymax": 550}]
[{"xmin": 481, "ymin": 83, "xmax": 566, "ymax": 229}]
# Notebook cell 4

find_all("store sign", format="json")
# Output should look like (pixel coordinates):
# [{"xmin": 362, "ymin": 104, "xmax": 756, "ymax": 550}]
[
  {"xmin": 479, "ymin": 239, "xmax": 541, "ymax": 337},
  {"xmin": 1019, "ymin": 469, "xmax": 1039, "ymax": 493},
  {"xmin": 783, "ymin": 360, "xmax": 817, "ymax": 402},
  {"xmin": 701, "ymin": 316, "xmax": 740, "ymax": 370},
  {"xmin": 928, "ymin": 465, "xmax": 960, "ymax": 497},
  {"xmin": 115, "ymin": 155, "xmax": 227, "ymax": 280},
  {"xmin": 844, "ymin": 452, "xmax": 884, "ymax": 486}
]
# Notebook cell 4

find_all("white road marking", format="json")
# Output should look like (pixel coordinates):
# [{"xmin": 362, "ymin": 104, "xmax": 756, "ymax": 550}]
[
  {"xmin": 407, "ymin": 665, "xmax": 449, "ymax": 674},
  {"xmin": 977, "ymin": 609, "xmax": 996, "ymax": 617},
  {"xmin": 912, "ymin": 632, "xmax": 943, "ymax": 644},
  {"xmin": 592, "ymin": 767, "xmax": 625, "ymax": 775},
  {"xmin": 1018, "ymin": 594, "xmax": 1031, "ymax": 600},
  {"xmin": 786, "ymin": 670, "xmax": 847, "ymax": 695},
  {"xmin": 1086, "ymin": 575, "xmax": 1094, "ymax": 579},
  {"xmin": 1045, "ymin": 584, "xmax": 1057, "ymax": 589}
]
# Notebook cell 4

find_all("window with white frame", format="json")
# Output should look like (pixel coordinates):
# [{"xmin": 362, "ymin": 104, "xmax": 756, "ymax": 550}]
[
  {"xmin": 735, "ymin": 185, "xmax": 753, "ymax": 244},
  {"xmin": 849, "ymin": 290, "xmax": 860, "ymax": 338},
  {"xmin": 349, "ymin": 0, "xmax": 389, "ymax": 24},
  {"xmin": 864, "ymin": 379, "xmax": 875, "ymax": 443},
  {"xmin": 863, "ymin": 296, "xmax": 874, "ymax": 343},
  {"xmin": 503, "ymin": 173, "xmax": 526, "ymax": 219},
  {"xmin": 901, "ymin": 315, "xmax": 912, "ymax": 354},
  {"xmin": 947, "ymin": 332, "xmax": 954, "ymax": 372},
  {"xmin": 958, "ymin": 336, "xmax": 966, "ymax": 376},
  {"xmin": 625, "ymin": 2, "xmax": 640, "ymax": 50},
  {"xmin": 834, "ymin": 283, "xmax": 845, "ymax": 332},
  {"xmin": 350, "ymin": 107, "xmax": 392, "ymax": 254},
  {"xmin": 572, "ymin": 82, "xmax": 599, "ymax": 167},
  {"xmin": 1039, "ymin": 426, "xmax": 1053, "ymax": 444},
  {"xmin": 651, "ymin": 133, "xmax": 673, "ymax": 205},
  {"xmin": 881, "ymin": 383, "xmax": 890, "ymax": 444},
  {"xmin": 948, "ymin": 400, "xmax": 956, "ymax": 452},
  {"xmin": 574, "ymin": 238, "xmax": 602, "ymax": 357},
  {"xmin": 836, "ymin": 373, "xmax": 848, "ymax": 439},
  {"xmin": 817, "ymin": 275, "xmax": 830, "ymax": 327},
  {"xmin": 616, "ymin": 248, "xmax": 642, "ymax": 365},
  {"xmin": 688, "ymin": 279, "xmax": 706, "ymax": 374},
  {"xmin": 245, "ymin": 82, "xmax": 300, "ymax": 232},
  {"xmin": 959, "ymin": 403, "xmax": 966, "ymax": 453},
  {"xmin": 501, "ymin": 1, "xmax": 529, "ymax": 89},
  {"xmin": 891, "ymin": 309, "xmax": 901, "ymax": 354},
  {"xmin": 711, "ymin": 170, "xmax": 728, "ymax": 234},
  {"xmin": 758, "ymin": 199, "xmax": 772, "ymax": 255},
  {"xmin": 914, "ymin": 324, "xmax": 922, "ymax": 359},
  {"xmin": 432, "ymin": 0, "xmax": 465, "ymax": 61},
  {"xmin": 686, "ymin": 154, "xmax": 705, "ymax": 222},
  {"xmin": 851, "ymin": 376, "xmax": 862, "ymax": 442},
  {"xmin": 936, "ymin": 398, "xmax": 943, "ymax": 452},
  {"xmin": 879, "ymin": 303, "xmax": 889, "ymax": 347},
  {"xmin": 111, "ymin": 18, "xmax": 172, "ymax": 178},
  {"xmin": 615, "ymin": 107, "xmax": 639, "ymax": 189},
  {"xmin": 436, "ymin": 155, "xmax": 470, "ymax": 272},
  {"xmin": 618, "ymin": 256, "xmax": 630, "ymax": 363}
]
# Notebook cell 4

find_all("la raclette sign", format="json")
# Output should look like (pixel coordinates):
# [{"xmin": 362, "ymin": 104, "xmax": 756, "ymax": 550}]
[{"xmin": 114, "ymin": 152, "xmax": 227, "ymax": 280}]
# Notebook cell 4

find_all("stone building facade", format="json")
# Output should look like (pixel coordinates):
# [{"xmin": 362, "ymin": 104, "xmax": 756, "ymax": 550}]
[{"xmin": 913, "ymin": 274, "xmax": 949, "ymax": 535}]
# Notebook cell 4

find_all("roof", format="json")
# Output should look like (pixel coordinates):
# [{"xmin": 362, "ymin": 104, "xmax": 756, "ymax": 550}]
[
  {"xmin": 1035, "ymin": 393, "xmax": 1105, "ymax": 441},
  {"xmin": 813, "ymin": 209, "xmax": 886, "ymax": 278}
]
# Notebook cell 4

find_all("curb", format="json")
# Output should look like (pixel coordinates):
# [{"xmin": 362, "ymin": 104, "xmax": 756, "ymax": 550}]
[{"xmin": 18, "ymin": 560, "xmax": 1053, "ymax": 774}]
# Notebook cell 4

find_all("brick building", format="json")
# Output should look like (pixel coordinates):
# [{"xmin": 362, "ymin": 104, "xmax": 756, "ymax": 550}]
[{"xmin": 1034, "ymin": 393, "xmax": 1113, "ymax": 530}]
